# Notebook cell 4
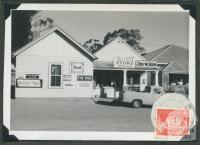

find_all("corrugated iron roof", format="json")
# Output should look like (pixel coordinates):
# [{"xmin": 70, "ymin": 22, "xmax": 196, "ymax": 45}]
[{"xmin": 143, "ymin": 45, "xmax": 189, "ymax": 73}]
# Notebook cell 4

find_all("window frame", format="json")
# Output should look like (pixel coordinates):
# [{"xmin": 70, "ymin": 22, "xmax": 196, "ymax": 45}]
[{"xmin": 48, "ymin": 62, "xmax": 63, "ymax": 88}]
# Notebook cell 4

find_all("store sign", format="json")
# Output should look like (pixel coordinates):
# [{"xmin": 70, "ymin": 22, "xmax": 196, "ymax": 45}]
[
  {"xmin": 26, "ymin": 74, "xmax": 39, "ymax": 79},
  {"xmin": 135, "ymin": 61, "xmax": 157, "ymax": 68},
  {"xmin": 113, "ymin": 57, "xmax": 135, "ymax": 68},
  {"xmin": 77, "ymin": 75, "xmax": 92, "ymax": 81},
  {"xmin": 71, "ymin": 62, "xmax": 84, "ymax": 74},
  {"xmin": 16, "ymin": 79, "xmax": 42, "ymax": 88}
]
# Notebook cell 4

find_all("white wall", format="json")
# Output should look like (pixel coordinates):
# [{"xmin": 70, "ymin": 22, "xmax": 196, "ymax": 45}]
[{"xmin": 15, "ymin": 32, "xmax": 93, "ymax": 98}]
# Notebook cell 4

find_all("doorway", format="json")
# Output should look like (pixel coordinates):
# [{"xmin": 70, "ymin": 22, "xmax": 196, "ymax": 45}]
[{"xmin": 93, "ymin": 70, "xmax": 123, "ymax": 90}]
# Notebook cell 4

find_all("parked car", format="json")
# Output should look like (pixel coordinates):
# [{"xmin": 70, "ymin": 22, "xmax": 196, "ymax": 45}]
[
  {"xmin": 92, "ymin": 86, "xmax": 164, "ymax": 108},
  {"xmin": 121, "ymin": 86, "xmax": 164, "ymax": 108}
]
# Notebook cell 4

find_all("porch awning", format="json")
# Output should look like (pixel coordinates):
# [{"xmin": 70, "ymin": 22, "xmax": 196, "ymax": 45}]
[{"xmin": 93, "ymin": 60, "xmax": 159, "ymax": 71}]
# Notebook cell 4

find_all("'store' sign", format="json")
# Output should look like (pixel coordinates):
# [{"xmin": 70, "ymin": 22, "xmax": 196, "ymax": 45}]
[
  {"xmin": 113, "ymin": 57, "xmax": 157, "ymax": 69},
  {"xmin": 16, "ymin": 79, "xmax": 42, "ymax": 88},
  {"xmin": 113, "ymin": 57, "xmax": 135, "ymax": 68}
]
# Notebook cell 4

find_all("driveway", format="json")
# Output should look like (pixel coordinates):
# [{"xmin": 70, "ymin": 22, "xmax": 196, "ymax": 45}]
[{"xmin": 11, "ymin": 97, "xmax": 154, "ymax": 132}]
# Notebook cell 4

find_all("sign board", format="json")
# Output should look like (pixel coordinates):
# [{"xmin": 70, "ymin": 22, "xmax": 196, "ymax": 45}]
[
  {"xmin": 26, "ymin": 74, "xmax": 39, "ymax": 79},
  {"xmin": 71, "ymin": 62, "xmax": 84, "ymax": 74},
  {"xmin": 113, "ymin": 57, "xmax": 135, "ymax": 68},
  {"xmin": 16, "ymin": 79, "xmax": 42, "ymax": 88},
  {"xmin": 135, "ymin": 60, "xmax": 157, "ymax": 69},
  {"xmin": 77, "ymin": 75, "xmax": 92, "ymax": 81},
  {"xmin": 63, "ymin": 82, "xmax": 75, "ymax": 88},
  {"xmin": 63, "ymin": 75, "xmax": 72, "ymax": 81}
]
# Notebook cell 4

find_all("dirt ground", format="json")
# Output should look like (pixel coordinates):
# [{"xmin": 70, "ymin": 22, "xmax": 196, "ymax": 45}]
[{"xmin": 11, "ymin": 97, "xmax": 154, "ymax": 132}]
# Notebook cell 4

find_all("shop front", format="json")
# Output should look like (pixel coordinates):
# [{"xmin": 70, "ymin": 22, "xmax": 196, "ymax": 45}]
[
  {"xmin": 92, "ymin": 37, "xmax": 166, "ymax": 94},
  {"xmin": 93, "ymin": 58, "xmax": 161, "ymax": 92}
]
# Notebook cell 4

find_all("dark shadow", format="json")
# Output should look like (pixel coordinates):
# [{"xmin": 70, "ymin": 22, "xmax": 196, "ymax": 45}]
[
  {"xmin": 94, "ymin": 101, "xmax": 152, "ymax": 109},
  {"xmin": 94, "ymin": 100, "xmax": 121, "ymax": 106},
  {"xmin": 2, "ymin": 125, "xmax": 19, "ymax": 141},
  {"xmin": 11, "ymin": 86, "xmax": 15, "ymax": 99}
]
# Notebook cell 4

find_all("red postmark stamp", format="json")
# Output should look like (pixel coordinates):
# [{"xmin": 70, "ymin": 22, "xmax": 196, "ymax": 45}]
[{"xmin": 156, "ymin": 108, "xmax": 189, "ymax": 137}]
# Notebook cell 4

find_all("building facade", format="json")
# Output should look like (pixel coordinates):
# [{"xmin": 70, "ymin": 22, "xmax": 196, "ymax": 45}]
[{"xmin": 12, "ymin": 26, "xmax": 189, "ymax": 98}]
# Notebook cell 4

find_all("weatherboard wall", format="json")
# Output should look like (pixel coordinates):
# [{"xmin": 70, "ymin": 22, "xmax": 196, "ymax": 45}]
[
  {"xmin": 15, "ymin": 32, "xmax": 93, "ymax": 98},
  {"xmin": 94, "ymin": 37, "xmax": 144, "ymax": 62}
]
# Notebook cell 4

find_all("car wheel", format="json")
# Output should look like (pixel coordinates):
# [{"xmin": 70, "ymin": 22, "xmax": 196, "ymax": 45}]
[{"xmin": 132, "ymin": 100, "xmax": 142, "ymax": 108}]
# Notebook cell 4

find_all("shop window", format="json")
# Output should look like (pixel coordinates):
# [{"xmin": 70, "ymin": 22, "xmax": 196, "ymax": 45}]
[{"xmin": 49, "ymin": 64, "xmax": 62, "ymax": 88}]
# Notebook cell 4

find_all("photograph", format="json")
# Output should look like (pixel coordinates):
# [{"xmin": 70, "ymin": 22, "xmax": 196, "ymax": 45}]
[{"xmin": 3, "ymin": 4, "xmax": 196, "ymax": 141}]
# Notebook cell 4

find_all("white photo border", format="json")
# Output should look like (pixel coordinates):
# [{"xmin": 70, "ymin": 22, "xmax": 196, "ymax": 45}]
[{"xmin": 3, "ymin": 4, "xmax": 196, "ymax": 141}]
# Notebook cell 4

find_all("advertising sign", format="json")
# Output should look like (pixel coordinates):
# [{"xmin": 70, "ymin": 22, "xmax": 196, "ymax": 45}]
[
  {"xmin": 135, "ymin": 60, "xmax": 157, "ymax": 69},
  {"xmin": 113, "ymin": 57, "xmax": 135, "ymax": 68},
  {"xmin": 16, "ymin": 79, "xmax": 42, "ymax": 88},
  {"xmin": 77, "ymin": 75, "xmax": 92, "ymax": 81},
  {"xmin": 63, "ymin": 82, "xmax": 75, "ymax": 88},
  {"xmin": 63, "ymin": 75, "xmax": 72, "ymax": 81},
  {"xmin": 26, "ymin": 74, "xmax": 39, "ymax": 79},
  {"xmin": 71, "ymin": 62, "xmax": 84, "ymax": 74}
]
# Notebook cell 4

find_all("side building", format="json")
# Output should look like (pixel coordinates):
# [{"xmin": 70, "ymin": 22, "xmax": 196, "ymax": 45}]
[
  {"xmin": 12, "ymin": 26, "xmax": 97, "ymax": 98},
  {"xmin": 143, "ymin": 45, "xmax": 189, "ymax": 91}
]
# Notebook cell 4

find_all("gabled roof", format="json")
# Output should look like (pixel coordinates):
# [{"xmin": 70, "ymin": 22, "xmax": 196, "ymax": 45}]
[
  {"xmin": 12, "ymin": 25, "xmax": 97, "ymax": 61},
  {"xmin": 94, "ymin": 36, "xmax": 145, "ymax": 61},
  {"xmin": 143, "ymin": 45, "xmax": 171, "ymax": 61},
  {"xmin": 143, "ymin": 45, "xmax": 189, "ymax": 73}
]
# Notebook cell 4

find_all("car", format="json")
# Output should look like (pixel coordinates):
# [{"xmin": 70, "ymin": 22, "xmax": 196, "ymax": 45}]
[
  {"xmin": 92, "ymin": 86, "xmax": 164, "ymax": 108},
  {"xmin": 121, "ymin": 86, "xmax": 164, "ymax": 108}
]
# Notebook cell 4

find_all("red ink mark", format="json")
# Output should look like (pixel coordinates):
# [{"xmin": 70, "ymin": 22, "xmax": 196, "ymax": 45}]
[{"xmin": 156, "ymin": 109, "xmax": 189, "ymax": 136}]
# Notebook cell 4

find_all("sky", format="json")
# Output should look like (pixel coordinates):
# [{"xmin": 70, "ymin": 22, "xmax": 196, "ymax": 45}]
[{"xmin": 38, "ymin": 11, "xmax": 189, "ymax": 52}]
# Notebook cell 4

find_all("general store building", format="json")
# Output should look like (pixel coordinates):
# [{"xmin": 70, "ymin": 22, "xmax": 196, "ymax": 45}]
[{"xmin": 12, "ymin": 26, "xmax": 189, "ymax": 98}]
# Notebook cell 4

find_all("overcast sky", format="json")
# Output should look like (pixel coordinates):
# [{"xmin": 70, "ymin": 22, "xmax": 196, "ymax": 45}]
[{"xmin": 38, "ymin": 11, "xmax": 189, "ymax": 52}]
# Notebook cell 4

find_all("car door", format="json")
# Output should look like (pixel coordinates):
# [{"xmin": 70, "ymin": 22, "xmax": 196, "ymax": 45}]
[{"xmin": 142, "ymin": 92, "xmax": 154, "ymax": 105}]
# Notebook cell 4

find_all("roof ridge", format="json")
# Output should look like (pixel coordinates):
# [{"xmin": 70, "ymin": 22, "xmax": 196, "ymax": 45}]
[
  {"xmin": 94, "ymin": 36, "xmax": 145, "ymax": 60},
  {"xmin": 12, "ymin": 25, "xmax": 97, "ymax": 60},
  {"xmin": 151, "ymin": 45, "xmax": 172, "ymax": 61},
  {"xmin": 12, "ymin": 27, "xmax": 56, "ymax": 57},
  {"xmin": 144, "ymin": 45, "xmax": 171, "ymax": 61},
  {"xmin": 53, "ymin": 24, "xmax": 97, "ymax": 58},
  {"xmin": 117, "ymin": 37, "xmax": 145, "ymax": 60},
  {"xmin": 93, "ymin": 36, "xmax": 119, "ymax": 54}
]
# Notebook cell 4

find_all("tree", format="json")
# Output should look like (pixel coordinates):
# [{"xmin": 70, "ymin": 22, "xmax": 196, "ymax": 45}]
[
  {"xmin": 12, "ymin": 10, "xmax": 37, "ymax": 52},
  {"xmin": 83, "ymin": 39, "xmax": 103, "ymax": 53},
  {"xmin": 83, "ymin": 28, "xmax": 145, "ymax": 53},
  {"xmin": 103, "ymin": 28, "xmax": 145, "ymax": 53},
  {"xmin": 30, "ymin": 16, "xmax": 54, "ymax": 40}
]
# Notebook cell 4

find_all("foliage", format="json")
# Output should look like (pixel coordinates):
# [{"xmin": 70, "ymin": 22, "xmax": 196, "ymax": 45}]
[
  {"xmin": 103, "ymin": 28, "xmax": 145, "ymax": 53},
  {"xmin": 83, "ymin": 28, "xmax": 145, "ymax": 53},
  {"xmin": 83, "ymin": 39, "xmax": 103, "ymax": 53},
  {"xmin": 12, "ymin": 10, "xmax": 37, "ymax": 52}
]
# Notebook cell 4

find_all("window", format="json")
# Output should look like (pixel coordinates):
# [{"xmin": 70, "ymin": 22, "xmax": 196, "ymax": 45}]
[{"xmin": 50, "ymin": 64, "xmax": 62, "ymax": 87}]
